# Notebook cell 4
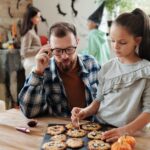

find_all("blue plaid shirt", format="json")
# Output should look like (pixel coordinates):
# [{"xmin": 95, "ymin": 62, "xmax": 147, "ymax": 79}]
[{"xmin": 18, "ymin": 54, "xmax": 100, "ymax": 118}]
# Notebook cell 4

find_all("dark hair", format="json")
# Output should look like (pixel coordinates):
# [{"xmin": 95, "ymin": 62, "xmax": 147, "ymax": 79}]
[
  {"xmin": 20, "ymin": 4, "xmax": 40, "ymax": 36},
  {"xmin": 49, "ymin": 22, "xmax": 77, "ymax": 39},
  {"xmin": 113, "ymin": 8, "xmax": 150, "ymax": 61}
]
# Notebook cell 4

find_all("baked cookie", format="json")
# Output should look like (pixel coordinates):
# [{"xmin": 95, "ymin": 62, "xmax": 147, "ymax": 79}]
[
  {"xmin": 65, "ymin": 122, "xmax": 77, "ymax": 129},
  {"xmin": 88, "ymin": 140, "xmax": 111, "ymax": 150},
  {"xmin": 42, "ymin": 141, "xmax": 67, "ymax": 150},
  {"xmin": 66, "ymin": 128, "xmax": 87, "ymax": 138},
  {"xmin": 66, "ymin": 138, "xmax": 84, "ymax": 148},
  {"xmin": 81, "ymin": 122, "xmax": 101, "ymax": 131},
  {"xmin": 47, "ymin": 125, "xmax": 65, "ymax": 135},
  {"xmin": 88, "ymin": 131, "xmax": 103, "ymax": 140},
  {"xmin": 51, "ymin": 134, "xmax": 67, "ymax": 142}
]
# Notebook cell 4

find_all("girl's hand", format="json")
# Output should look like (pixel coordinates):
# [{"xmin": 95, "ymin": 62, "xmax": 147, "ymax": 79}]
[
  {"xmin": 102, "ymin": 126, "xmax": 131, "ymax": 142},
  {"xmin": 71, "ymin": 107, "xmax": 86, "ymax": 127}
]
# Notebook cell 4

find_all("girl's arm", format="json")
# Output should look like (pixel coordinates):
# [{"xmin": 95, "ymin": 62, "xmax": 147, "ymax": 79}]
[
  {"xmin": 124, "ymin": 112, "xmax": 150, "ymax": 134},
  {"xmin": 82, "ymin": 100, "xmax": 100, "ymax": 118},
  {"xmin": 102, "ymin": 112, "xmax": 150, "ymax": 142}
]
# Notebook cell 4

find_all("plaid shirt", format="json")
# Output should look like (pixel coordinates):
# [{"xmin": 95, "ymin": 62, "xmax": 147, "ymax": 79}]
[{"xmin": 18, "ymin": 54, "xmax": 100, "ymax": 118}]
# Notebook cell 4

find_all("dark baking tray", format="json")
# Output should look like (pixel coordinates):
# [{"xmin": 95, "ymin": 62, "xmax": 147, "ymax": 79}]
[{"xmin": 41, "ymin": 123, "xmax": 114, "ymax": 150}]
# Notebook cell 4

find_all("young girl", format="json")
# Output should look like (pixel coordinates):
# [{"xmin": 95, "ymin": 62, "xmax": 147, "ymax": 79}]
[
  {"xmin": 82, "ymin": 2, "xmax": 110, "ymax": 65},
  {"xmin": 71, "ymin": 8, "xmax": 150, "ymax": 142}
]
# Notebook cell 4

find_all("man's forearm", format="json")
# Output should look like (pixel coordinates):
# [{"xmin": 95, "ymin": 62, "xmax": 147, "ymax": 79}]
[{"xmin": 18, "ymin": 75, "xmax": 46, "ymax": 118}]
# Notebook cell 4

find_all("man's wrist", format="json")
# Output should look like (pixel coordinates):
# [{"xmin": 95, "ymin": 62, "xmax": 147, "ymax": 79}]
[{"xmin": 33, "ymin": 68, "xmax": 44, "ymax": 76}]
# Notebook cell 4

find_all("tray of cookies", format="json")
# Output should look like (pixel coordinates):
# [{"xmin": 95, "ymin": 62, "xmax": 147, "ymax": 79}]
[{"xmin": 41, "ymin": 121, "xmax": 113, "ymax": 150}]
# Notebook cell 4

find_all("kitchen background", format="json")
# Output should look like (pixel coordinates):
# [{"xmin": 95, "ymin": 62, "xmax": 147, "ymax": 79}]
[{"xmin": 0, "ymin": 0, "xmax": 149, "ymax": 109}]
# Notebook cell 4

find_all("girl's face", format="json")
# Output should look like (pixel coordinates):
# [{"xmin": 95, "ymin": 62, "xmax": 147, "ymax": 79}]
[
  {"xmin": 31, "ymin": 12, "xmax": 41, "ymax": 25},
  {"xmin": 110, "ymin": 24, "xmax": 141, "ymax": 60},
  {"xmin": 87, "ymin": 20, "xmax": 97, "ymax": 30}
]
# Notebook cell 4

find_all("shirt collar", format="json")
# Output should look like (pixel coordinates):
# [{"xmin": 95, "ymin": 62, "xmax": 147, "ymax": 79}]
[
  {"xmin": 49, "ymin": 55, "xmax": 89, "ymax": 81},
  {"xmin": 78, "ymin": 54, "xmax": 89, "ymax": 74}
]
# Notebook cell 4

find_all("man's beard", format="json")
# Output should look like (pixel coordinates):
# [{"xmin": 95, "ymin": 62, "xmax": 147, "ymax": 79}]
[
  {"xmin": 62, "ymin": 65, "xmax": 70, "ymax": 72},
  {"xmin": 59, "ymin": 59, "xmax": 77, "ymax": 72}
]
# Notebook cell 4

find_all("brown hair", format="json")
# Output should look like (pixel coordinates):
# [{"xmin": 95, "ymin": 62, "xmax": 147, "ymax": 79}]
[
  {"xmin": 49, "ymin": 22, "xmax": 77, "ymax": 39},
  {"xmin": 113, "ymin": 8, "xmax": 150, "ymax": 61},
  {"xmin": 21, "ymin": 4, "xmax": 40, "ymax": 36}
]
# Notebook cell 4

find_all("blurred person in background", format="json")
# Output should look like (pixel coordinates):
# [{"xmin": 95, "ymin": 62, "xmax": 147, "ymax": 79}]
[
  {"xmin": 20, "ymin": 4, "xmax": 42, "ymax": 77},
  {"xmin": 82, "ymin": 2, "xmax": 110, "ymax": 65}
]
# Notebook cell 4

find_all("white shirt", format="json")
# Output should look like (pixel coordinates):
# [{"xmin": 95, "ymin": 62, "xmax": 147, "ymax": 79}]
[{"xmin": 96, "ymin": 58, "xmax": 150, "ymax": 127}]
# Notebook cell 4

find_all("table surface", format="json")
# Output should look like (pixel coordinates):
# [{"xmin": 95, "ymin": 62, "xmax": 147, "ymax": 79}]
[{"xmin": 0, "ymin": 109, "xmax": 149, "ymax": 150}]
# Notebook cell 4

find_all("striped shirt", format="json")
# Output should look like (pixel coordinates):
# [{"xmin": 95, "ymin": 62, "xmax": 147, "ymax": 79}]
[{"xmin": 18, "ymin": 54, "xmax": 100, "ymax": 118}]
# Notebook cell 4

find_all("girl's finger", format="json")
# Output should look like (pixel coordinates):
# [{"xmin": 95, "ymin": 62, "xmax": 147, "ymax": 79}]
[
  {"xmin": 71, "ymin": 116, "xmax": 79, "ymax": 127},
  {"xmin": 106, "ymin": 136, "xmax": 119, "ymax": 143},
  {"xmin": 71, "ymin": 107, "xmax": 80, "ymax": 116},
  {"xmin": 103, "ymin": 128, "xmax": 116, "ymax": 136},
  {"xmin": 102, "ymin": 129, "xmax": 117, "ymax": 140}
]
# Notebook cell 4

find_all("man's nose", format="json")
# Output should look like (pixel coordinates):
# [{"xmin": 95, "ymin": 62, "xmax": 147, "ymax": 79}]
[{"xmin": 61, "ymin": 50, "xmax": 69, "ymax": 58}]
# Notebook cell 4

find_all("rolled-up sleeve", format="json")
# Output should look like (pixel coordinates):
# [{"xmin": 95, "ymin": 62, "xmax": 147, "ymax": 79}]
[{"xmin": 18, "ymin": 72, "xmax": 47, "ymax": 118}]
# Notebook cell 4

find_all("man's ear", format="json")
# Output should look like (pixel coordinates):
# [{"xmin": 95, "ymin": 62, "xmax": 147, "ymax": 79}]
[{"xmin": 135, "ymin": 36, "xmax": 142, "ymax": 45}]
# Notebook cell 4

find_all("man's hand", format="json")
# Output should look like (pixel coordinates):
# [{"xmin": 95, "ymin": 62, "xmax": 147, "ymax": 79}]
[{"xmin": 34, "ymin": 44, "xmax": 52, "ymax": 75}]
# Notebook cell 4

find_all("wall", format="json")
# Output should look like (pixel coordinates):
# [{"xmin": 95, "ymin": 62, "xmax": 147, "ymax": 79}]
[
  {"xmin": 0, "ymin": 0, "xmax": 32, "ymax": 42},
  {"xmin": 33, "ymin": 0, "xmax": 107, "ymax": 51},
  {"xmin": 33, "ymin": 0, "xmax": 150, "ymax": 51},
  {"xmin": 133, "ymin": 0, "xmax": 150, "ymax": 14}
]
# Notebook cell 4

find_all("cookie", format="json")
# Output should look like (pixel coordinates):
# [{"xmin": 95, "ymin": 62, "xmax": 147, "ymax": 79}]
[
  {"xmin": 88, "ymin": 140, "xmax": 111, "ymax": 150},
  {"xmin": 42, "ymin": 141, "xmax": 67, "ymax": 150},
  {"xmin": 81, "ymin": 122, "xmax": 101, "ymax": 131},
  {"xmin": 51, "ymin": 134, "xmax": 67, "ymax": 142},
  {"xmin": 88, "ymin": 131, "xmax": 103, "ymax": 140},
  {"xmin": 66, "ymin": 138, "xmax": 84, "ymax": 148},
  {"xmin": 65, "ymin": 122, "xmax": 76, "ymax": 129},
  {"xmin": 47, "ymin": 125, "xmax": 65, "ymax": 135},
  {"xmin": 66, "ymin": 128, "xmax": 87, "ymax": 138}
]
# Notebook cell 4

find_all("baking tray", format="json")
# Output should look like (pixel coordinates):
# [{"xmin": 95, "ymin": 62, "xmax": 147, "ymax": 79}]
[{"xmin": 41, "ymin": 123, "xmax": 114, "ymax": 150}]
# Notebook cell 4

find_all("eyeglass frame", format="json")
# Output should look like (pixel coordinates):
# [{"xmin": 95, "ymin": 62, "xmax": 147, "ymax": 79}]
[{"xmin": 51, "ymin": 46, "xmax": 77, "ymax": 56}]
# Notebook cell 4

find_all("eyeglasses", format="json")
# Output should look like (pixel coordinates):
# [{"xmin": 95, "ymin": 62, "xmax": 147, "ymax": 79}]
[{"xmin": 51, "ymin": 46, "xmax": 77, "ymax": 56}]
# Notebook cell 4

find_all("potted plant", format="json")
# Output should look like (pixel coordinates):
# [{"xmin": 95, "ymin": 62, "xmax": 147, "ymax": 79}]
[
  {"xmin": 105, "ymin": 0, "xmax": 133, "ymax": 18},
  {"xmin": 95, "ymin": 0, "xmax": 133, "ymax": 19},
  {"xmin": 95, "ymin": 0, "xmax": 133, "ymax": 34}
]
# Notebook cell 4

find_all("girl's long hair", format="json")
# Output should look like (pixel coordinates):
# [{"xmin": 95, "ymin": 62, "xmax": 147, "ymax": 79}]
[
  {"xmin": 20, "ymin": 4, "xmax": 40, "ymax": 36},
  {"xmin": 114, "ymin": 8, "xmax": 150, "ymax": 61}
]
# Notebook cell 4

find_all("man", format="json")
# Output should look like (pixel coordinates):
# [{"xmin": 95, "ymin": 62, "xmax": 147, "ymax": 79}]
[{"xmin": 18, "ymin": 22, "xmax": 100, "ymax": 118}]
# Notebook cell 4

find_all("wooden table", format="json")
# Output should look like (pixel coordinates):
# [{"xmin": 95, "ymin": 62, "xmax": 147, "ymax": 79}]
[{"xmin": 0, "ymin": 109, "xmax": 149, "ymax": 150}]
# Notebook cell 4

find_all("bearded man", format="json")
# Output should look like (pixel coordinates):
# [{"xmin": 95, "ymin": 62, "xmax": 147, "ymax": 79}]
[{"xmin": 18, "ymin": 22, "xmax": 100, "ymax": 118}]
